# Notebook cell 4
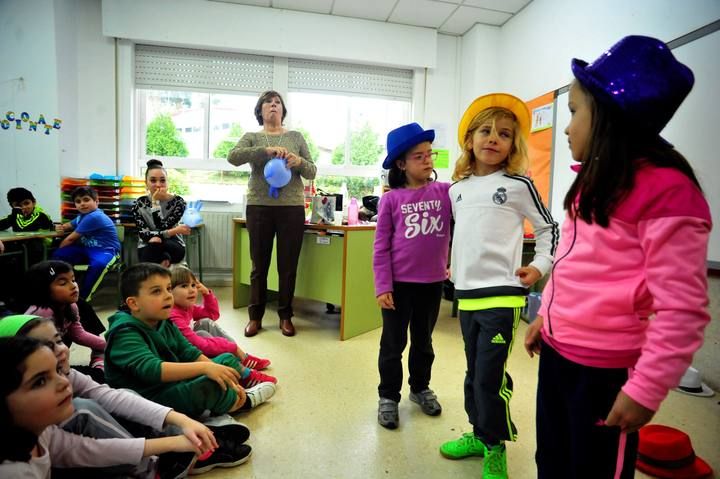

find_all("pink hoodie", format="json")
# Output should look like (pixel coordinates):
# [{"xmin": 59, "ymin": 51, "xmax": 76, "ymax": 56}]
[
  {"xmin": 539, "ymin": 163, "xmax": 712, "ymax": 411},
  {"xmin": 168, "ymin": 291, "xmax": 236, "ymax": 357}
]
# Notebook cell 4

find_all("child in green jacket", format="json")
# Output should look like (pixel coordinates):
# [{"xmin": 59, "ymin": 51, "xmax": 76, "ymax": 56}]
[{"xmin": 105, "ymin": 263, "xmax": 276, "ymax": 418}]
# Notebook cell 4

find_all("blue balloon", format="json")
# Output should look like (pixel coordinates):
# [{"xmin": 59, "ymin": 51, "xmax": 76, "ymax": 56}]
[{"xmin": 264, "ymin": 157, "xmax": 291, "ymax": 198}]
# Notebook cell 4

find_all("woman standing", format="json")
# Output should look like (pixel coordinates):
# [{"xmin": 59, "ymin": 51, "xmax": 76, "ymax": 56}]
[
  {"xmin": 132, "ymin": 159, "xmax": 190, "ymax": 267},
  {"xmin": 228, "ymin": 91, "xmax": 317, "ymax": 337}
]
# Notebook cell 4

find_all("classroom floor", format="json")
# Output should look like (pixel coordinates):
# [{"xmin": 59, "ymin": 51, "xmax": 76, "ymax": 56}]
[{"xmin": 82, "ymin": 286, "xmax": 719, "ymax": 479}]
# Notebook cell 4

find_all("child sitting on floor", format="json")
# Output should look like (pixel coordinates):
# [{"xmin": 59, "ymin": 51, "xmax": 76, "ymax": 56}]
[
  {"xmin": 0, "ymin": 314, "xmax": 253, "ymax": 477},
  {"xmin": 25, "ymin": 260, "xmax": 106, "ymax": 377},
  {"xmin": 169, "ymin": 265, "xmax": 275, "ymax": 388},
  {"xmin": 105, "ymin": 263, "xmax": 276, "ymax": 419},
  {"xmin": 0, "ymin": 335, "xmax": 208, "ymax": 479}
]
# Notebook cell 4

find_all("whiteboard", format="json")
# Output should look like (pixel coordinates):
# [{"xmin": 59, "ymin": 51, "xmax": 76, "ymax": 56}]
[
  {"xmin": 549, "ymin": 30, "xmax": 720, "ymax": 264},
  {"xmin": 549, "ymin": 90, "xmax": 572, "ymax": 230}
]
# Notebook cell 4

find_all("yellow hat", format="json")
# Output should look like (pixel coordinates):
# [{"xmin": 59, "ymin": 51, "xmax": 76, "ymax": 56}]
[{"xmin": 457, "ymin": 93, "xmax": 531, "ymax": 147}]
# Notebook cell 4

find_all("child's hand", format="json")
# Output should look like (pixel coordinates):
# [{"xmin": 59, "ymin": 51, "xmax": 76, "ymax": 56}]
[
  {"xmin": 524, "ymin": 315, "xmax": 544, "ymax": 358},
  {"xmin": 0, "ymin": 240, "xmax": 4, "ymax": 254},
  {"xmin": 604, "ymin": 391, "xmax": 655, "ymax": 433},
  {"xmin": 516, "ymin": 265, "xmax": 541, "ymax": 286},
  {"xmin": 203, "ymin": 362, "xmax": 241, "ymax": 391},
  {"xmin": 55, "ymin": 223, "xmax": 68, "ymax": 233},
  {"xmin": 177, "ymin": 415, "xmax": 218, "ymax": 454},
  {"xmin": 377, "ymin": 292, "xmax": 395, "ymax": 310},
  {"xmin": 196, "ymin": 281, "xmax": 210, "ymax": 296},
  {"xmin": 174, "ymin": 435, "xmax": 203, "ymax": 454},
  {"xmin": 149, "ymin": 236, "xmax": 162, "ymax": 244}
]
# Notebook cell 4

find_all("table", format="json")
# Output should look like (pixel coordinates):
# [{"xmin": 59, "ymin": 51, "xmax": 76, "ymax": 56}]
[
  {"xmin": 232, "ymin": 219, "xmax": 381, "ymax": 340},
  {"xmin": 0, "ymin": 230, "xmax": 62, "ymax": 269}
]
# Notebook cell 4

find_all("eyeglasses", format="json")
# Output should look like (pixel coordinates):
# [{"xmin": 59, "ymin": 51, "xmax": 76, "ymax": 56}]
[{"xmin": 408, "ymin": 151, "xmax": 439, "ymax": 162}]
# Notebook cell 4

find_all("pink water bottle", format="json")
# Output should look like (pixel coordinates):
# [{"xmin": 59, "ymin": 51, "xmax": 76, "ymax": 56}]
[{"xmin": 348, "ymin": 197, "xmax": 359, "ymax": 225}]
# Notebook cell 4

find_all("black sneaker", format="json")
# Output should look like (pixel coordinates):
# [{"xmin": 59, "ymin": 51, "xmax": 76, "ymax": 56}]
[
  {"xmin": 157, "ymin": 451, "xmax": 197, "ymax": 479},
  {"xmin": 189, "ymin": 444, "xmax": 252, "ymax": 475},
  {"xmin": 208, "ymin": 423, "xmax": 250, "ymax": 445}
]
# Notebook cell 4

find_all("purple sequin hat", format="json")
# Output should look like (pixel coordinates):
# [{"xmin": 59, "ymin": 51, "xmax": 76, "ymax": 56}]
[{"xmin": 571, "ymin": 35, "xmax": 694, "ymax": 136}]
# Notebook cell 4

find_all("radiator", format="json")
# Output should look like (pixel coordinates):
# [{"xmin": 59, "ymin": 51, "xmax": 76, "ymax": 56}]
[{"xmin": 200, "ymin": 211, "xmax": 240, "ymax": 270}]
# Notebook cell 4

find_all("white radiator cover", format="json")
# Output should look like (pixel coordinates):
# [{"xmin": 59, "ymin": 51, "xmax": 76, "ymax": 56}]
[{"xmin": 200, "ymin": 212, "xmax": 240, "ymax": 270}]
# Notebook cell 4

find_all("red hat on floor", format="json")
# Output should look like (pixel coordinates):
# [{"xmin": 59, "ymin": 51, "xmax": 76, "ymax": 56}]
[{"xmin": 636, "ymin": 425, "xmax": 712, "ymax": 478}]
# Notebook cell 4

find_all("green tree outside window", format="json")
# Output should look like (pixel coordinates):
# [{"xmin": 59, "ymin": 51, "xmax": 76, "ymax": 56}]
[
  {"xmin": 213, "ymin": 123, "xmax": 244, "ymax": 159},
  {"xmin": 296, "ymin": 127, "xmax": 319, "ymax": 162},
  {"xmin": 331, "ymin": 123, "xmax": 384, "ymax": 166},
  {"xmin": 146, "ymin": 114, "xmax": 189, "ymax": 157}
]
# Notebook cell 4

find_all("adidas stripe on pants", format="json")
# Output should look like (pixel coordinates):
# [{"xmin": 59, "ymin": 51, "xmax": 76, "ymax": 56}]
[{"xmin": 458, "ymin": 306, "xmax": 521, "ymax": 444}]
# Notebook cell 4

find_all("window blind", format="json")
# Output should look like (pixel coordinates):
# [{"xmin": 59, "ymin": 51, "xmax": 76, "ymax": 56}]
[
  {"xmin": 288, "ymin": 58, "xmax": 413, "ymax": 100},
  {"xmin": 135, "ymin": 44, "xmax": 274, "ymax": 93}
]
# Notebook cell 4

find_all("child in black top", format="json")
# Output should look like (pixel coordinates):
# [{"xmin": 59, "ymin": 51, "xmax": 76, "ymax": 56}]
[{"xmin": 0, "ymin": 188, "xmax": 54, "ymax": 232}]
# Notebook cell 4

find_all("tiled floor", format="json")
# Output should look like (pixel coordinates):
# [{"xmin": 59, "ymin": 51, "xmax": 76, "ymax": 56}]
[{"xmin": 84, "ymin": 287, "xmax": 719, "ymax": 478}]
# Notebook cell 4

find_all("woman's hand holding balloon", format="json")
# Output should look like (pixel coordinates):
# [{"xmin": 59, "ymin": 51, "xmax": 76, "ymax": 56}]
[
  {"xmin": 266, "ymin": 146, "xmax": 288, "ymax": 158},
  {"xmin": 286, "ymin": 153, "xmax": 302, "ymax": 168}
]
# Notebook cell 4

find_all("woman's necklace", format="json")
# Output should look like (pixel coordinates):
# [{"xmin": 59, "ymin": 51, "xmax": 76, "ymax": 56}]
[{"xmin": 263, "ymin": 129, "xmax": 284, "ymax": 148}]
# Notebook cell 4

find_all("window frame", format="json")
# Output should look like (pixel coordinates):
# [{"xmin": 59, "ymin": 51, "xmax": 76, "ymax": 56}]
[{"xmin": 132, "ymin": 46, "xmax": 420, "ymax": 181}]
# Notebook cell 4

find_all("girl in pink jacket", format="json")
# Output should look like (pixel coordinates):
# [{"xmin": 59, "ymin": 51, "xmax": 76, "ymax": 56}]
[
  {"xmin": 169, "ymin": 265, "xmax": 276, "ymax": 388},
  {"xmin": 524, "ymin": 36, "xmax": 712, "ymax": 479}
]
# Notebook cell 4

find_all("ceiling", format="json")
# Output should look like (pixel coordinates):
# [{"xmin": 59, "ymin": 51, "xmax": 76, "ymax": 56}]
[{"xmin": 208, "ymin": 0, "xmax": 533, "ymax": 35}]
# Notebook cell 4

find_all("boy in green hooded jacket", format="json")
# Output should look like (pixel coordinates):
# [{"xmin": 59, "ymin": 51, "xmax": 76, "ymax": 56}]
[{"xmin": 105, "ymin": 263, "xmax": 276, "ymax": 417}]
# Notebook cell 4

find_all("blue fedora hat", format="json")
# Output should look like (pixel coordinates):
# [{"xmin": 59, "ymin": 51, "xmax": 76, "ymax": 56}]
[
  {"xmin": 382, "ymin": 123, "xmax": 435, "ymax": 170},
  {"xmin": 571, "ymin": 35, "xmax": 694, "ymax": 136}
]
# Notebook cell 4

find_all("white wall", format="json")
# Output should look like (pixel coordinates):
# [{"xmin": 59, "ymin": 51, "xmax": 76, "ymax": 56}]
[
  {"xmin": 59, "ymin": 0, "xmax": 116, "ymax": 178},
  {"xmin": 498, "ymin": 0, "xmax": 720, "ymax": 100},
  {"xmin": 0, "ymin": 0, "xmax": 116, "ymax": 220},
  {"xmin": 101, "ymin": 0, "xmax": 437, "ymax": 69},
  {"xmin": 425, "ymin": 34, "xmax": 461, "ymax": 182},
  {"xmin": 495, "ymin": 0, "xmax": 720, "ymax": 263},
  {"xmin": 0, "ymin": 0, "xmax": 61, "ymax": 218},
  {"xmin": 459, "ymin": 23, "xmax": 501, "ymax": 112}
]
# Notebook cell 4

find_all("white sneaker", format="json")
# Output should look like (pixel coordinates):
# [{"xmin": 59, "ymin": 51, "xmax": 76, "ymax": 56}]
[{"xmin": 246, "ymin": 382, "xmax": 276, "ymax": 408}]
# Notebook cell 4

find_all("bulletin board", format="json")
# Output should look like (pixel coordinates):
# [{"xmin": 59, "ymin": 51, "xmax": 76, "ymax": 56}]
[{"xmin": 523, "ymin": 91, "xmax": 555, "ymax": 235}]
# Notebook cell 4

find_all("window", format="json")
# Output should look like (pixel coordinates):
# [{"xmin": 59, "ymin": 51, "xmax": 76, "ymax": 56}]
[
  {"xmin": 287, "ymin": 58, "xmax": 413, "ymax": 199},
  {"xmin": 288, "ymin": 92, "xmax": 410, "ymax": 199},
  {"xmin": 137, "ymin": 89, "xmax": 259, "ymax": 200},
  {"xmin": 134, "ymin": 44, "xmax": 414, "ymax": 201}
]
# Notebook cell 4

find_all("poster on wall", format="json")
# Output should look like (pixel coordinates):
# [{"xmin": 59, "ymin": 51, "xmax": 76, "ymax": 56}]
[
  {"xmin": 524, "ymin": 92, "xmax": 555, "ymax": 235},
  {"xmin": 531, "ymin": 103, "xmax": 553, "ymax": 132}
]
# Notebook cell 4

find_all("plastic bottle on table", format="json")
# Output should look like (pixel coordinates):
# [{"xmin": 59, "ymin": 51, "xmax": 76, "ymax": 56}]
[{"xmin": 348, "ymin": 197, "xmax": 359, "ymax": 225}]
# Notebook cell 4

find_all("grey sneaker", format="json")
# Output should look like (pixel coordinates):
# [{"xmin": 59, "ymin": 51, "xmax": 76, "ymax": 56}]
[
  {"xmin": 246, "ymin": 382, "xmax": 276, "ymax": 408},
  {"xmin": 378, "ymin": 398, "xmax": 399, "ymax": 429},
  {"xmin": 409, "ymin": 389, "xmax": 442, "ymax": 416}
]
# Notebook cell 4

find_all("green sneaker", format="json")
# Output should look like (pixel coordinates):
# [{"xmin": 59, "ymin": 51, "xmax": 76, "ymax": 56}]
[
  {"xmin": 439, "ymin": 432, "xmax": 486, "ymax": 459},
  {"xmin": 483, "ymin": 443, "xmax": 508, "ymax": 479}
]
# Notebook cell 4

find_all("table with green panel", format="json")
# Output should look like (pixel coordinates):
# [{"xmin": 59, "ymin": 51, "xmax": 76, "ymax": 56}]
[{"xmin": 232, "ymin": 219, "xmax": 381, "ymax": 340}]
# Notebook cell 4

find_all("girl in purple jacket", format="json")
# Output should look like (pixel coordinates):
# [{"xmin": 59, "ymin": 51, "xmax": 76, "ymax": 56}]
[
  {"xmin": 373, "ymin": 123, "xmax": 452, "ymax": 430},
  {"xmin": 524, "ymin": 36, "xmax": 712, "ymax": 479}
]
